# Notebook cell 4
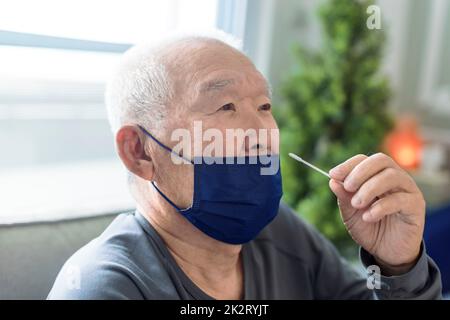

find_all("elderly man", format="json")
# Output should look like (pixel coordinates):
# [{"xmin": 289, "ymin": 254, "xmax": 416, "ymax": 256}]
[{"xmin": 48, "ymin": 33, "xmax": 441, "ymax": 299}]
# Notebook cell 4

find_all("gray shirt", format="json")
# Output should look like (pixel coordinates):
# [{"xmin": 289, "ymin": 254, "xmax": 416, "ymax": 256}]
[{"xmin": 47, "ymin": 203, "xmax": 442, "ymax": 299}]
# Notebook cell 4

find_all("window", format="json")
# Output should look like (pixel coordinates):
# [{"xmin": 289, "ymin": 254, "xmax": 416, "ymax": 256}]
[
  {"xmin": 0, "ymin": 0, "xmax": 220, "ymax": 223},
  {"xmin": 419, "ymin": 0, "xmax": 450, "ymax": 115}
]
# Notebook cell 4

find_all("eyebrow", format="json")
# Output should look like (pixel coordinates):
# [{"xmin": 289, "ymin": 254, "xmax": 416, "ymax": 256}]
[
  {"xmin": 199, "ymin": 78, "xmax": 272, "ymax": 99},
  {"xmin": 199, "ymin": 78, "xmax": 235, "ymax": 93}
]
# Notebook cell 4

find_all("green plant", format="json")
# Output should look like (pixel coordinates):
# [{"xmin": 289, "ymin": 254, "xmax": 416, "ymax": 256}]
[{"xmin": 276, "ymin": 0, "xmax": 393, "ymax": 255}]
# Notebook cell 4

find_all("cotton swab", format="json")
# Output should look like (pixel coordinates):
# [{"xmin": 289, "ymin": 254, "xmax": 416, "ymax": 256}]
[{"xmin": 288, "ymin": 153, "xmax": 331, "ymax": 179}]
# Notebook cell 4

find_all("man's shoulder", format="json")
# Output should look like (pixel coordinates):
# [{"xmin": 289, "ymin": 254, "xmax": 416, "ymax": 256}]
[
  {"xmin": 70, "ymin": 212, "xmax": 144, "ymax": 264},
  {"xmin": 47, "ymin": 212, "xmax": 172, "ymax": 299}
]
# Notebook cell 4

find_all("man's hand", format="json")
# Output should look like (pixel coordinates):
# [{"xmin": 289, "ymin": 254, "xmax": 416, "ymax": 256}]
[{"xmin": 328, "ymin": 153, "xmax": 425, "ymax": 275}]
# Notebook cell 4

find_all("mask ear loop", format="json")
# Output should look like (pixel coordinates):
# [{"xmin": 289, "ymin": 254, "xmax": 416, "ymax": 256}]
[
  {"xmin": 138, "ymin": 125, "xmax": 193, "ymax": 211},
  {"xmin": 151, "ymin": 181, "xmax": 191, "ymax": 212},
  {"xmin": 138, "ymin": 125, "xmax": 193, "ymax": 165}
]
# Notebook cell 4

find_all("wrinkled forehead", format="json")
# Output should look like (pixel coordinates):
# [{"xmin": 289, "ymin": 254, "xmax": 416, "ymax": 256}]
[{"xmin": 161, "ymin": 40, "xmax": 269, "ymax": 99}]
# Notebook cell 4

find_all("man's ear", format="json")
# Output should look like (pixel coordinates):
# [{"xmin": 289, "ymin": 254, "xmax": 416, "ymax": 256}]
[{"xmin": 116, "ymin": 125, "xmax": 154, "ymax": 181}]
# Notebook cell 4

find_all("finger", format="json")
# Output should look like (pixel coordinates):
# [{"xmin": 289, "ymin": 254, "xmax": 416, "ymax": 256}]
[
  {"xmin": 362, "ymin": 192, "xmax": 425, "ymax": 224},
  {"xmin": 343, "ymin": 153, "xmax": 400, "ymax": 193},
  {"xmin": 329, "ymin": 179, "xmax": 355, "ymax": 217},
  {"xmin": 351, "ymin": 167, "xmax": 417, "ymax": 209},
  {"xmin": 329, "ymin": 154, "xmax": 368, "ymax": 181}
]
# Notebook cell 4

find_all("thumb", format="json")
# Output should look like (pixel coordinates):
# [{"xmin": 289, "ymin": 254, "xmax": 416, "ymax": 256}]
[{"xmin": 329, "ymin": 179, "xmax": 355, "ymax": 218}]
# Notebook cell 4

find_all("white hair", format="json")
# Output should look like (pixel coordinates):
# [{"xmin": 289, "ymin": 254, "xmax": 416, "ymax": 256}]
[{"xmin": 104, "ymin": 30, "xmax": 243, "ymax": 134}]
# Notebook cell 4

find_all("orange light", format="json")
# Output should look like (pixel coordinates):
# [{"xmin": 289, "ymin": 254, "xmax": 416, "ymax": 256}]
[{"xmin": 384, "ymin": 117, "xmax": 422, "ymax": 170}]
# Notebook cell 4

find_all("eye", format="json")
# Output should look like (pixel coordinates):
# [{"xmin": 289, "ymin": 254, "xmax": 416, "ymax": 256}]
[
  {"xmin": 259, "ymin": 103, "xmax": 272, "ymax": 111},
  {"xmin": 218, "ymin": 103, "xmax": 236, "ymax": 112}
]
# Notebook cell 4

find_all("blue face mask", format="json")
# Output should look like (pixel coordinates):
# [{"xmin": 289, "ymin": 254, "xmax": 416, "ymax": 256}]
[{"xmin": 139, "ymin": 125, "xmax": 283, "ymax": 244}]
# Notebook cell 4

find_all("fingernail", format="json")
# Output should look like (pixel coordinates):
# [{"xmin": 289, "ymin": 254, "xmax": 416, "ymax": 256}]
[
  {"xmin": 352, "ymin": 196, "xmax": 361, "ymax": 207},
  {"xmin": 362, "ymin": 212, "xmax": 371, "ymax": 221},
  {"xmin": 343, "ymin": 179, "xmax": 354, "ymax": 191}
]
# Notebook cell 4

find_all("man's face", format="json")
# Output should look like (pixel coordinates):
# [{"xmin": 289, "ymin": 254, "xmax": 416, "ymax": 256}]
[{"xmin": 150, "ymin": 42, "xmax": 279, "ymax": 209}]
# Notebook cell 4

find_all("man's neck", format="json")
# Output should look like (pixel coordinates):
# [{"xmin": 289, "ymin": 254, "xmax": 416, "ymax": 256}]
[{"xmin": 138, "ymin": 203, "xmax": 244, "ymax": 300}]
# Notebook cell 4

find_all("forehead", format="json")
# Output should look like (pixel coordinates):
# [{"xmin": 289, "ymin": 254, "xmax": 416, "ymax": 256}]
[{"xmin": 165, "ymin": 40, "xmax": 271, "ymax": 102}]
